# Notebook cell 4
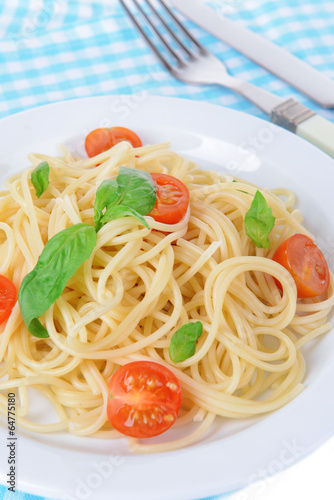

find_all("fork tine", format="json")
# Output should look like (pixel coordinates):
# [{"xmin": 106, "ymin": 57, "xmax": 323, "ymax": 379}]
[
  {"xmin": 120, "ymin": 0, "xmax": 173, "ymax": 71},
  {"xmin": 122, "ymin": 0, "xmax": 184, "ymax": 67},
  {"xmin": 157, "ymin": 0, "xmax": 206, "ymax": 53},
  {"xmin": 144, "ymin": 0, "xmax": 195, "ymax": 59}
]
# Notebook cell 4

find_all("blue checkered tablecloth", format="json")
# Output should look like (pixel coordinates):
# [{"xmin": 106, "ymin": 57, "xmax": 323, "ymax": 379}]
[
  {"xmin": 0, "ymin": 0, "xmax": 334, "ymax": 122},
  {"xmin": 0, "ymin": 1, "xmax": 334, "ymax": 499}
]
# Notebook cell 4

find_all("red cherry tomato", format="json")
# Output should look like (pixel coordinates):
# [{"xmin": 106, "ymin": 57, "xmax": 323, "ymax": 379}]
[
  {"xmin": 0, "ymin": 275, "xmax": 17, "ymax": 324},
  {"xmin": 148, "ymin": 173, "xmax": 190, "ymax": 224},
  {"xmin": 272, "ymin": 234, "xmax": 330, "ymax": 298},
  {"xmin": 107, "ymin": 361, "xmax": 182, "ymax": 438},
  {"xmin": 85, "ymin": 127, "xmax": 142, "ymax": 157}
]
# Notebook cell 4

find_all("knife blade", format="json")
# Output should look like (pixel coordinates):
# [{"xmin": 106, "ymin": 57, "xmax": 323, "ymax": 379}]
[{"xmin": 168, "ymin": 0, "xmax": 334, "ymax": 108}]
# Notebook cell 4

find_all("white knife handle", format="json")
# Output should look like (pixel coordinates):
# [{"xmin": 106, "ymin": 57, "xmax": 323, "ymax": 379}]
[{"xmin": 296, "ymin": 115, "xmax": 334, "ymax": 159}]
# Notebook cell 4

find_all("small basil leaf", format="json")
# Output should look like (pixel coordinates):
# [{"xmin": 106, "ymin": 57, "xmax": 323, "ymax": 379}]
[
  {"xmin": 232, "ymin": 180, "xmax": 248, "ymax": 194},
  {"xmin": 19, "ymin": 223, "xmax": 97, "ymax": 338},
  {"xmin": 31, "ymin": 161, "xmax": 50, "ymax": 198},
  {"xmin": 169, "ymin": 321, "xmax": 203, "ymax": 363},
  {"xmin": 94, "ymin": 179, "xmax": 120, "ymax": 231},
  {"xmin": 244, "ymin": 190, "xmax": 275, "ymax": 249},
  {"xmin": 116, "ymin": 166, "xmax": 156, "ymax": 215},
  {"xmin": 100, "ymin": 205, "xmax": 150, "ymax": 229}
]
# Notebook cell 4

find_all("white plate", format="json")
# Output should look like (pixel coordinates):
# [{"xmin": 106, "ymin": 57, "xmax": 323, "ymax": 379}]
[{"xmin": 1, "ymin": 96, "xmax": 334, "ymax": 500}]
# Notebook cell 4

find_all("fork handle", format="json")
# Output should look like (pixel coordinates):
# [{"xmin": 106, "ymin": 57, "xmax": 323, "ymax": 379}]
[
  {"xmin": 214, "ymin": 76, "xmax": 283, "ymax": 115},
  {"xmin": 216, "ymin": 77, "xmax": 334, "ymax": 159},
  {"xmin": 296, "ymin": 115, "xmax": 334, "ymax": 158},
  {"xmin": 271, "ymin": 99, "xmax": 334, "ymax": 158}
]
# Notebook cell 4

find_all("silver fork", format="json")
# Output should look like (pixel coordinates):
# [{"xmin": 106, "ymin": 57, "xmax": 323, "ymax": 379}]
[
  {"xmin": 120, "ymin": 0, "xmax": 302, "ymax": 118},
  {"xmin": 119, "ymin": 0, "xmax": 334, "ymax": 160}
]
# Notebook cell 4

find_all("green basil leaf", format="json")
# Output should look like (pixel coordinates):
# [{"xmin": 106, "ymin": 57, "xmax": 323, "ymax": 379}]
[
  {"xmin": 18, "ymin": 223, "xmax": 97, "ymax": 338},
  {"xmin": 100, "ymin": 205, "xmax": 150, "ymax": 229},
  {"xmin": 94, "ymin": 179, "xmax": 120, "ymax": 231},
  {"xmin": 95, "ymin": 167, "xmax": 156, "ymax": 232},
  {"xmin": 232, "ymin": 180, "xmax": 248, "ymax": 194},
  {"xmin": 31, "ymin": 161, "xmax": 50, "ymax": 198},
  {"xmin": 169, "ymin": 321, "xmax": 203, "ymax": 363},
  {"xmin": 244, "ymin": 190, "xmax": 275, "ymax": 249},
  {"xmin": 116, "ymin": 166, "xmax": 156, "ymax": 215},
  {"xmin": 28, "ymin": 318, "xmax": 50, "ymax": 339}
]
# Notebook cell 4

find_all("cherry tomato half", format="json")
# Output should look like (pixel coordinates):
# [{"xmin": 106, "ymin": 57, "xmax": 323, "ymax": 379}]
[
  {"xmin": 148, "ymin": 173, "xmax": 190, "ymax": 224},
  {"xmin": 107, "ymin": 361, "xmax": 182, "ymax": 438},
  {"xmin": 85, "ymin": 127, "xmax": 142, "ymax": 157},
  {"xmin": 272, "ymin": 234, "xmax": 330, "ymax": 298},
  {"xmin": 0, "ymin": 275, "xmax": 17, "ymax": 324}
]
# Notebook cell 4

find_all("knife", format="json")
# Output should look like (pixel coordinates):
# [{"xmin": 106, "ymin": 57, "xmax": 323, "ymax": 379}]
[{"xmin": 168, "ymin": 0, "xmax": 334, "ymax": 108}]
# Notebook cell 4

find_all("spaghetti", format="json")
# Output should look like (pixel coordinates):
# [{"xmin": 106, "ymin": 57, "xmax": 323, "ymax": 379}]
[{"xmin": 0, "ymin": 140, "xmax": 333, "ymax": 453}]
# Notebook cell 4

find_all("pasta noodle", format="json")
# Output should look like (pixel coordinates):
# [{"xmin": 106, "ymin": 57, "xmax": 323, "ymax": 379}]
[{"xmin": 0, "ymin": 140, "xmax": 333, "ymax": 453}]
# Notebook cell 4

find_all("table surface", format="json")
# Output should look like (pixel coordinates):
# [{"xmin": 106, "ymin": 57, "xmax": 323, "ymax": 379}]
[{"xmin": 0, "ymin": 1, "xmax": 333, "ymax": 499}]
